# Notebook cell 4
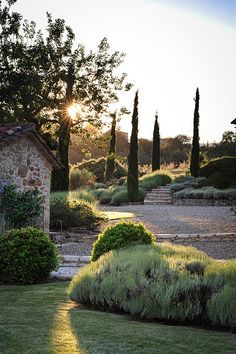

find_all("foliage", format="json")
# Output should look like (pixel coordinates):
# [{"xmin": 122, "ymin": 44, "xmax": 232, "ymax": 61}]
[
  {"xmin": 207, "ymin": 172, "xmax": 232, "ymax": 189},
  {"xmin": 199, "ymin": 157, "xmax": 236, "ymax": 188},
  {"xmin": 190, "ymin": 88, "xmax": 200, "ymax": 177},
  {"xmin": 173, "ymin": 187, "xmax": 236, "ymax": 200},
  {"xmin": 202, "ymin": 130, "xmax": 236, "ymax": 159},
  {"xmin": 70, "ymin": 243, "xmax": 236, "ymax": 329},
  {"xmin": 152, "ymin": 112, "xmax": 160, "ymax": 171},
  {"xmin": 69, "ymin": 167, "xmax": 96, "ymax": 190},
  {"xmin": 2, "ymin": 185, "xmax": 44, "ymax": 228},
  {"xmin": 76, "ymin": 157, "xmax": 127, "ymax": 182},
  {"xmin": 50, "ymin": 198, "xmax": 104, "ymax": 230},
  {"xmin": 207, "ymin": 284, "xmax": 236, "ymax": 327},
  {"xmin": 91, "ymin": 221, "xmax": 156, "ymax": 261},
  {"xmin": 99, "ymin": 190, "xmax": 113, "ymax": 205},
  {"xmin": 140, "ymin": 171, "xmax": 172, "ymax": 191},
  {"xmin": 105, "ymin": 112, "xmax": 117, "ymax": 181},
  {"xmin": 51, "ymin": 188, "xmax": 97, "ymax": 205},
  {"xmin": 0, "ymin": 227, "xmax": 59, "ymax": 284},
  {"xmin": 170, "ymin": 177, "xmax": 207, "ymax": 193},
  {"xmin": 110, "ymin": 187, "xmax": 145, "ymax": 206},
  {"xmin": 0, "ymin": 1, "xmax": 131, "ymax": 190},
  {"xmin": 127, "ymin": 91, "xmax": 139, "ymax": 202},
  {"xmin": 172, "ymin": 175, "xmax": 195, "ymax": 184}
]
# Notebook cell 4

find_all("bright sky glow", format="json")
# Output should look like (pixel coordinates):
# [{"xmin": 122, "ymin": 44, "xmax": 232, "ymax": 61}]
[
  {"xmin": 67, "ymin": 103, "xmax": 81, "ymax": 121},
  {"xmin": 14, "ymin": 0, "xmax": 236, "ymax": 142}
]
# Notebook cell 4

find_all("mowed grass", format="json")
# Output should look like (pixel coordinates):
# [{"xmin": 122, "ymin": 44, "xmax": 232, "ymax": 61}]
[{"xmin": 0, "ymin": 283, "xmax": 236, "ymax": 353}]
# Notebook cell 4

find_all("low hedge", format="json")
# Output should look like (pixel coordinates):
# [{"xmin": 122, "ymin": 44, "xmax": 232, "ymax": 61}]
[
  {"xmin": 69, "ymin": 243, "xmax": 236, "ymax": 329},
  {"xmin": 140, "ymin": 171, "xmax": 172, "ymax": 191},
  {"xmin": 50, "ymin": 198, "xmax": 104, "ymax": 230},
  {"xmin": 91, "ymin": 221, "xmax": 156, "ymax": 261},
  {"xmin": 0, "ymin": 227, "xmax": 59, "ymax": 284},
  {"xmin": 173, "ymin": 187, "xmax": 236, "ymax": 200}
]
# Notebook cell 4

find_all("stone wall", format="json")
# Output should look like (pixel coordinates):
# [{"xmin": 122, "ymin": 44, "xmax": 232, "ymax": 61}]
[{"xmin": 0, "ymin": 136, "xmax": 52, "ymax": 231}]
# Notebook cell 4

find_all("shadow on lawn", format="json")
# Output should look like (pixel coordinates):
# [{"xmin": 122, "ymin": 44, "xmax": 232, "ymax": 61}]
[{"xmin": 67, "ymin": 305, "xmax": 236, "ymax": 354}]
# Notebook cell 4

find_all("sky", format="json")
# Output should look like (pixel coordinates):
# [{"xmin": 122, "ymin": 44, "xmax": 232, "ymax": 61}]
[{"xmin": 13, "ymin": 0, "xmax": 236, "ymax": 143}]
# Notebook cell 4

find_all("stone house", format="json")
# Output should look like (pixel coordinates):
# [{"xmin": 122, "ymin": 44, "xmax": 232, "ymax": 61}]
[{"xmin": 0, "ymin": 123, "xmax": 62, "ymax": 231}]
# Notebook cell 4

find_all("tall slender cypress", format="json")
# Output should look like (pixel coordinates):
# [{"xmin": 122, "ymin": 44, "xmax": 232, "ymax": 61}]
[
  {"xmin": 105, "ymin": 112, "xmax": 116, "ymax": 181},
  {"xmin": 190, "ymin": 88, "xmax": 200, "ymax": 177},
  {"xmin": 127, "ymin": 91, "xmax": 139, "ymax": 202},
  {"xmin": 152, "ymin": 111, "xmax": 160, "ymax": 171}
]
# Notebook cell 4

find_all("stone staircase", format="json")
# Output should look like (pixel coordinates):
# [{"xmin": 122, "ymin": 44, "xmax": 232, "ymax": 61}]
[
  {"xmin": 51, "ymin": 254, "xmax": 91, "ymax": 280},
  {"xmin": 144, "ymin": 185, "xmax": 172, "ymax": 205}
]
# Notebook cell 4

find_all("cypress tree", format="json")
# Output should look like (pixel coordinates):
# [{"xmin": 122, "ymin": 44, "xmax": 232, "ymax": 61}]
[
  {"xmin": 105, "ymin": 112, "xmax": 116, "ymax": 181},
  {"xmin": 190, "ymin": 88, "xmax": 200, "ymax": 177},
  {"xmin": 152, "ymin": 111, "xmax": 160, "ymax": 171},
  {"xmin": 127, "ymin": 91, "xmax": 139, "ymax": 202}
]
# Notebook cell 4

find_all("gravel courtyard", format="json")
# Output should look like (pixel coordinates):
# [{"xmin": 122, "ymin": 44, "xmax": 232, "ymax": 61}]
[
  {"xmin": 60, "ymin": 205, "xmax": 236, "ymax": 260},
  {"xmin": 100, "ymin": 204, "xmax": 236, "ymax": 234}
]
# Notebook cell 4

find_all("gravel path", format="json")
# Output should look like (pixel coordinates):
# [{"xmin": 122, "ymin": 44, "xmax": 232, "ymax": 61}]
[{"xmin": 99, "ymin": 205, "xmax": 236, "ymax": 234}]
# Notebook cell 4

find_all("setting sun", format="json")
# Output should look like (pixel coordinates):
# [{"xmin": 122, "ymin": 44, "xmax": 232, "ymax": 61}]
[{"xmin": 67, "ymin": 103, "xmax": 80, "ymax": 120}]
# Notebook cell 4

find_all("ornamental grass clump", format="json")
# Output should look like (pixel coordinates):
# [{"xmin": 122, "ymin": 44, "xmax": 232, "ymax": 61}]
[
  {"xmin": 0, "ymin": 227, "xmax": 59, "ymax": 284},
  {"xmin": 140, "ymin": 171, "xmax": 172, "ymax": 191},
  {"xmin": 91, "ymin": 221, "xmax": 156, "ymax": 261},
  {"xmin": 69, "ymin": 243, "xmax": 236, "ymax": 329}
]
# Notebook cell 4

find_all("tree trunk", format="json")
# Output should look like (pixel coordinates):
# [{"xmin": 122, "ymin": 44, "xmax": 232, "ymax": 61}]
[
  {"xmin": 190, "ymin": 88, "xmax": 200, "ymax": 177},
  {"xmin": 51, "ymin": 64, "xmax": 74, "ymax": 191},
  {"xmin": 127, "ymin": 91, "xmax": 139, "ymax": 202},
  {"xmin": 105, "ymin": 112, "xmax": 117, "ymax": 181},
  {"xmin": 152, "ymin": 112, "xmax": 160, "ymax": 171}
]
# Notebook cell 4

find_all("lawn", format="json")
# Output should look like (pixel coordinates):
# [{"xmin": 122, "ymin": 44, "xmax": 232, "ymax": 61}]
[{"xmin": 0, "ymin": 283, "xmax": 236, "ymax": 354}]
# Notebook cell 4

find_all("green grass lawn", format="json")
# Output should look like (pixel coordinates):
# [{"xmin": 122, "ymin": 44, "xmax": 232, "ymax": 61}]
[{"xmin": 0, "ymin": 282, "xmax": 236, "ymax": 354}]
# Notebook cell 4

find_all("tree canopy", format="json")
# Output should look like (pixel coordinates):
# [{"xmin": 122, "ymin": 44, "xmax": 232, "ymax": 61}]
[{"xmin": 0, "ymin": 0, "xmax": 131, "ymax": 189}]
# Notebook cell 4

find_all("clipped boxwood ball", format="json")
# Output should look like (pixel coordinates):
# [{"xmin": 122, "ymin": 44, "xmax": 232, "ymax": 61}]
[
  {"xmin": 0, "ymin": 227, "xmax": 59, "ymax": 284},
  {"xmin": 91, "ymin": 221, "xmax": 156, "ymax": 261}
]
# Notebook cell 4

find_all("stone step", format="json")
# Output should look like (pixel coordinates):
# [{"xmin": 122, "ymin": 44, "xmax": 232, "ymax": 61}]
[
  {"xmin": 60, "ymin": 254, "xmax": 91, "ymax": 267},
  {"xmin": 146, "ymin": 194, "xmax": 172, "ymax": 198},
  {"xmin": 148, "ymin": 192, "xmax": 171, "ymax": 195},
  {"xmin": 144, "ymin": 201, "xmax": 172, "ymax": 205}
]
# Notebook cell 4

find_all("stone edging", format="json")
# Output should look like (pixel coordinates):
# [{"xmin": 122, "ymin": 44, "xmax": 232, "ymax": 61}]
[
  {"xmin": 156, "ymin": 233, "xmax": 236, "ymax": 241},
  {"xmin": 173, "ymin": 198, "xmax": 235, "ymax": 206}
]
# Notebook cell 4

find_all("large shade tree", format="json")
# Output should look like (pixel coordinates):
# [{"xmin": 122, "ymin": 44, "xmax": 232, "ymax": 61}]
[{"xmin": 0, "ymin": 0, "xmax": 131, "ymax": 190}]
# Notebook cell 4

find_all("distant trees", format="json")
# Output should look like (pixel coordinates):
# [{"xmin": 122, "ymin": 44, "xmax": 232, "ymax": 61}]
[
  {"xmin": 202, "ymin": 130, "xmax": 236, "ymax": 159},
  {"xmin": 190, "ymin": 88, "xmax": 200, "ymax": 177},
  {"xmin": 127, "ymin": 91, "xmax": 139, "ymax": 202},
  {"xmin": 151, "ymin": 112, "xmax": 160, "ymax": 171},
  {"xmin": 105, "ymin": 112, "xmax": 117, "ymax": 181}
]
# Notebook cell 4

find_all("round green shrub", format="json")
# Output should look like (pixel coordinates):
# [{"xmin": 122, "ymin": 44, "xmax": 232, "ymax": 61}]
[
  {"xmin": 0, "ymin": 227, "xmax": 59, "ymax": 284},
  {"xmin": 199, "ymin": 157, "xmax": 236, "ymax": 187},
  {"xmin": 91, "ymin": 221, "xmax": 156, "ymax": 261},
  {"xmin": 206, "ymin": 172, "xmax": 231, "ymax": 189},
  {"xmin": 99, "ymin": 190, "xmax": 112, "ymax": 205}
]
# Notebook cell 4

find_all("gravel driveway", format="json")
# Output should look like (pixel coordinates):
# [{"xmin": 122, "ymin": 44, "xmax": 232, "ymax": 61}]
[{"xmin": 100, "ymin": 204, "xmax": 236, "ymax": 234}]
